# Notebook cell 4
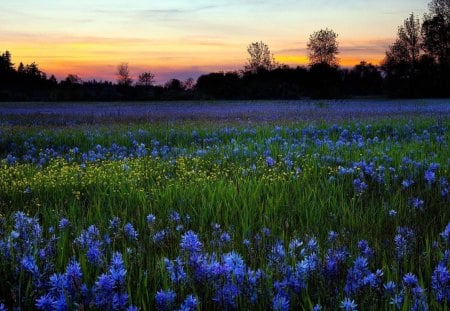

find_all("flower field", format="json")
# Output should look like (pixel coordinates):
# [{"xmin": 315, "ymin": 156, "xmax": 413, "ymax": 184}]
[{"xmin": 0, "ymin": 101, "xmax": 449, "ymax": 310}]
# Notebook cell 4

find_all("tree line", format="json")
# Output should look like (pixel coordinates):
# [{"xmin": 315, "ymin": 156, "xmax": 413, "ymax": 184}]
[{"xmin": 0, "ymin": 0, "xmax": 448, "ymax": 101}]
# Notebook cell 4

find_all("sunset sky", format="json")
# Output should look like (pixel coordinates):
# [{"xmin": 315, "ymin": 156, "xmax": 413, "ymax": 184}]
[{"xmin": 1, "ymin": 0, "xmax": 427, "ymax": 84}]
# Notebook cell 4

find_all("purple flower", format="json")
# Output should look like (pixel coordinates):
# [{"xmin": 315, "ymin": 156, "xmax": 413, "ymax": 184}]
[
  {"xmin": 272, "ymin": 293, "xmax": 289, "ymax": 311},
  {"xmin": 181, "ymin": 231, "xmax": 202, "ymax": 254},
  {"xmin": 179, "ymin": 295, "xmax": 197, "ymax": 311},
  {"xmin": 123, "ymin": 223, "xmax": 138, "ymax": 241},
  {"xmin": 431, "ymin": 263, "xmax": 450, "ymax": 303},
  {"xmin": 58, "ymin": 218, "xmax": 69, "ymax": 230},
  {"xmin": 146, "ymin": 214, "xmax": 156, "ymax": 224},
  {"xmin": 36, "ymin": 293, "xmax": 54, "ymax": 310},
  {"xmin": 340, "ymin": 297, "xmax": 358, "ymax": 310},
  {"xmin": 425, "ymin": 169, "xmax": 436, "ymax": 184},
  {"xmin": 403, "ymin": 272, "xmax": 418, "ymax": 288},
  {"xmin": 155, "ymin": 289, "xmax": 176, "ymax": 311},
  {"xmin": 266, "ymin": 156, "xmax": 275, "ymax": 167}
]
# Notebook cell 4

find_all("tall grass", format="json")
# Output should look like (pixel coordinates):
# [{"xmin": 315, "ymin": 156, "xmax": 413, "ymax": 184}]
[{"xmin": 0, "ymin": 116, "xmax": 448, "ymax": 309}]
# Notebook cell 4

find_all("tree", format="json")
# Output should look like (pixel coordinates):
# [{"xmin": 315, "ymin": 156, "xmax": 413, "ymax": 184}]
[
  {"xmin": 245, "ymin": 41, "xmax": 276, "ymax": 73},
  {"xmin": 137, "ymin": 72, "xmax": 155, "ymax": 87},
  {"xmin": 307, "ymin": 28, "xmax": 339, "ymax": 66},
  {"xmin": 383, "ymin": 14, "xmax": 424, "ymax": 96},
  {"xmin": 0, "ymin": 50, "xmax": 14, "ymax": 73},
  {"xmin": 64, "ymin": 74, "xmax": 82, "ymax": 85},
  {"xmin": 422, "ymin": 0, "xmax": 450, "ymax": 66},
  {"xmin": 385, "ymin": 14, "xmax": 422, "ymax": 67},
  {"xmin": 116, "ymin": 63, "xmax": 133, "ymax": 86}
]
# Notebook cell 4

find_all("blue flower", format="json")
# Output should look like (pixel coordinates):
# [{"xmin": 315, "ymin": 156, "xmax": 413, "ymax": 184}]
[
  {"xmin": 340, "ymin": 297, "xmax": 358, "ymax": 310},
  {"xmin": 123, "ymin": 223, "xmax": 138, "ymax": 241},
  {"xmin": 272, "ymin": 293, "xmax": 290, "ymax": 311},
  {"xmin": 353, "ymin": 178, "xmax": 367, "ymax": 194},
  {"xmin": 165, "ymin": 257, "xmax": 187, "ymax": 284},
  {"xmin": 180, "ymin": 231, "xmax": 202, "ymax": 254},
  {"xmin": 155, "ymin": 289, "xmax": 176, "ymax": 311},
  {"xmin": 21, "ymin": 255, "xmax": 39, "ymax": 275},
  {"xmin": 266, "ymin": 156, "xmax": 275, "ymax": 167},
  {"xmin": 409, "ymin": 197, "xmax": 425, "ymax": 211},
  {"xmin": 424, "ymin": 169, "xmax": 436, "ymax": 184},
  {"xmin": 58, "ymin": 218, "xmax": 69, "ymax": 230},
  {"xmin": 431, "ymin": 263, "xmax": 450, "ymax": 303},
  {"xmin": 179, "ymin": 295, "xmax": 197, "ymax": 311},
  {"xmin": 403, "ymin": 272, "xmax": 418, "ymax": 288},
  {"xmin": 383, "ymin": 281, "xmax": 396, "ymax": 296},
  {"xmin": 36, "ymin": 293, "xmax": 55, "ymax": 310},
  {"xmin": 440, "ymin": 222, "xmax": 450, "ymax": 244},
  {"xmin": 146, "ymin": 214, "xmax": 156, "ymax": 224}
]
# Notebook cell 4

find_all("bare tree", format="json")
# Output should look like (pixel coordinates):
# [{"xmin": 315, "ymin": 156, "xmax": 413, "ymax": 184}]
[
  {"xmin": 137, "ymin": 71, "xmax": 155, "ymax": 87},
  {"xmin": 116, "ymin": 62, "xmax": 133, "ymax": 86},
  {"xmin": 307, "ymin": 28, "xmax": 339, "ymax": 66},
  {"xmin": 245, "ymin": 41, "xmax": 276, "ymax": 73}
]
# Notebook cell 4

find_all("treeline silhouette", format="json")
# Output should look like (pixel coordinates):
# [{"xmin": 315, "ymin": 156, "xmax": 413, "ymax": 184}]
[{"xmin": 0, "ymin": 0, "xmax": 448, "ymax": 101}]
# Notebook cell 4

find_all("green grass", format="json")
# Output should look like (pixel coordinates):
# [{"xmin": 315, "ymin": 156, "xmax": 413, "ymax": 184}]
[{"xmin": 0, "ymin": 116, "xmax": 449, "ymax": 309}]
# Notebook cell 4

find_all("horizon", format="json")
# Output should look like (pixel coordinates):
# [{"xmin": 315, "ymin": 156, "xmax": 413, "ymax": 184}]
[{"xmin": 1, "ymin": 0, "xmax": 427, "ymax": 84}]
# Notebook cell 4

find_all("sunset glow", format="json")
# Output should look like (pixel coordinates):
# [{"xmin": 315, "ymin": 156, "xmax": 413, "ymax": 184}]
[{"xmin": 1, "ymin": 0, "xmax": 427, "ymax": 84}]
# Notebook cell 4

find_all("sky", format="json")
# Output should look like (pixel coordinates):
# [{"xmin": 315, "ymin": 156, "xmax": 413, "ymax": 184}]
[{"xmin": 1, "ymin": 0, "xmax": 428, "ymax": 84}]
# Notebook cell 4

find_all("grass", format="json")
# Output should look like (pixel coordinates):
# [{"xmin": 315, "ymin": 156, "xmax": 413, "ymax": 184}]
[{"xmin": 0, "ymin": 110, "xmax": 449, "ymax": 309}]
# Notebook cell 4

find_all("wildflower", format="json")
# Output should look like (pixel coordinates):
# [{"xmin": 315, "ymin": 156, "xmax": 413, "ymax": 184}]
[
  {"xmin": 21, "ymin": 255, "xmax": 39, "ymax": 275},
  {"xmin": 86, "ymin": 242, "xmax": 103, "ymax": 265},
  {"xmin": 58, "ymin": 218, "xmax": 69, "ymax": 230},
  {"xmin": 272, "ymin": 293, "xmax": 290, "ymax": 311},
  {"xmin": 353, "ymin": 178, "xmax": 367, "ymax": 194},
  {"xmin": 431, "ymin": 263, "xmax": 450, "ymax": 303},
  {"xmin": 266, "ymin": 156, "xmax": 275, "ymax": 167},
  {"xmin": 155, "ymin": 289, "xmax": 176, "ymax": 311},
  {"xmin": 345, "ymin": 256, "xmax": 370, "ymax": 295},
  {"xmin": 424, "ymin": 169, "xmax": 436, "ymax": 184},
  {"xmin": 36, "ymin": 293, "xmax": 55, "ymax": 310},
  {"xmin": 384, "ymin": 281, "xmax": 396, "ymax": 296},
  {"xmin": 169, "ymin": 211, "xmax": 181, "ymax": 223},
  {"xmin": 180, "ymin": 231, "xmax": 202, "ymax": 254},
  {"xmin": 146, "ymin": 214, "xmax": 156, "ymax": 224},
  {"xmin": 401, "ymin": 178, "xmax": 414, "ymax": 189},
  {"xmin": 109, "ymin": 217, "xmax": 121, "ymax": 231},
  {"xmin": 220, "ymin": 232, "xmax": 231, "ymax": 244},
  {"xmin": 313, "ymin": 304, "xmax": 322, "ymax": 311},
  {"xmin": 179, "ymin": 295, "xmax": 197, "ymax": 311},
  {"xmin": 153, "ymin": 230, "xmax": 166, "ymax": 244},
  {"xmin": 357, "ymin": 240, "xmax": 374, "ymax": 258},
  {"xmin": 340, "ymin": 297, "xmax": 358, "ymax": 310},
  {"xmin": 409, "ymin": 197, "xmax": 424, "ymax": 211},
  {"xmin": 65, "ymin": 260, "xmax": 82, "ymax": 294},
  {"xmin": 440, "ymin": 222, "xmax": 450, "ymax": 244},
  {"xmin": 403, "ymin": 272, "xmax": 418, "ymax": 288},
  {"xmin": 164, "ymin": 257, "xmax": 187, "ymax": 284},
  {"xmin": 388, "ymin": 209, "xmax": 397, "ymax": 217},
  {"xmin": 123, "ymin": 223, "xmax": 138, "ymax": 241}
]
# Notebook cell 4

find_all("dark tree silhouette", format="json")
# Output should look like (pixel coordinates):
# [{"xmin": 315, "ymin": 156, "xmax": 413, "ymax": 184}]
[
  {"xmin": 383, "ymin": 13, "xmax": 423, "ymax": 96},
  {"xmin": 307, "ymin": 29, "xmax": 339, "ymax": 66},
  {"xmin": 245, "ymin": 41, "xmax": 277, "ymax": 73},
  {"xmin": 422, "ymin": 0, "xmax": 450, "ymax": 66},
  {"xmin": 116, "ymin": 63, "xmax": 133, "ymax": 86},
  {"xmin": 137, "ymin": 72, "xmax": 155, "ymax": 87},
  {"xmin": 64, "ymin": 74, "xmax": 82, "ymax": 85}
]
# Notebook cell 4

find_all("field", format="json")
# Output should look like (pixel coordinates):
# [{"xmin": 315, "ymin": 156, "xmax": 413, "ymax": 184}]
[{"xmin": 0, "ymin": 100, "xmax": 449, "ymax": 310}]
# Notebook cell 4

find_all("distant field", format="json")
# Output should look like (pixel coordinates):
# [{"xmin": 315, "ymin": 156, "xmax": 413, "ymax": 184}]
[
  {"xmin": 0, "ymin": 101, "xmax": 449, "ymax": 310},
  {"xmin": 0, "ymin": 99, "xmax": 449, "ymax": 125}
]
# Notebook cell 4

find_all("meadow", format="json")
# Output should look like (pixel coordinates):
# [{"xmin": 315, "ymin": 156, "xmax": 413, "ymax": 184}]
[{"xmin": 0, "ymin": 100, "xmax": 449, "ymax": 310}]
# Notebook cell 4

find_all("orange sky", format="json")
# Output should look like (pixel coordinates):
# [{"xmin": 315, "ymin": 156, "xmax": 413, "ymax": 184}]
[{"xmin": 1, "ymin": 0, "xmax": 427, "ymax": 84}]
